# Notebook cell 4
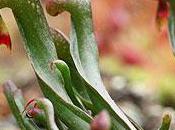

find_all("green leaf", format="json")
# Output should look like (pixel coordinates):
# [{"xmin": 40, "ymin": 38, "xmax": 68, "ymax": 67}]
[
  {"xmin": 51, "ymin": 27, "xmax": 96, "ymax": 112},
  {"xmin": 38, "ymin": 78, "xmax": 91, "ymax": 130},
  {"xmin": 3, "ymin": 80, "xmax": 39, "ymax": 130},
  {"xmin": 51, "ymin": 28, "xmax": 91, "ymax": 103},
  {"xmin": 48, "ymin": 1, "xmax": 138, "ymax": 129},
  {"xmin": 69, "ymin": 5, "xmax": 137, "ymax": 130},
  {"xmin": 159, "ymin": 113, "xmax": 171, "ymax": 130},
  {"xmin": 51, "ymin": 60, "xmax": 84, "ymax": 109}
]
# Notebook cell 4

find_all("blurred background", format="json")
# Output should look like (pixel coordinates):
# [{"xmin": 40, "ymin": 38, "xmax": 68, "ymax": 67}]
[{"xmin": 0, "ymin": 0, "xmax": 175, "ymax": 130}]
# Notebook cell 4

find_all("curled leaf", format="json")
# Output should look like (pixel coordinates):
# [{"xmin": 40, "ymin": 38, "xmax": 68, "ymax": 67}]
[
  {"xmin": 51, "ymin": 28, "xmax": 91, "ymax": 106},
  {"xmin": 51, "ymin": 60, "xmax": 84, "ymax": 109}
]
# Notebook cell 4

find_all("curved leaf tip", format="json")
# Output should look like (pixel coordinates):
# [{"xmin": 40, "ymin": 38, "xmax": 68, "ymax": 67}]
[{"xmin": 159, "ymin": 113, "xmax": 172, "ymax": 130}]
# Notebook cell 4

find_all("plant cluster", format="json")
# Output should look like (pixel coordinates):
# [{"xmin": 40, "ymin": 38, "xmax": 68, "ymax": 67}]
[{"xmin": 0, "ymin": 0, "xmax": 174, "ymax": 130}]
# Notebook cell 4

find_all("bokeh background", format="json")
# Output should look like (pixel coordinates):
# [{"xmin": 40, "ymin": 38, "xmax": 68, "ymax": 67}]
[{"xmin": 1, "ymin": 0, "xmax": 175, "ymax": 130}]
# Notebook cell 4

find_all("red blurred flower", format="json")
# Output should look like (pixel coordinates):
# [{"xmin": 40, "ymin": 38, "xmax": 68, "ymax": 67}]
[
  {"xmin": 0, "ymin": 16, "xmax": 11, "ymax": 49},
  {"xmin": 112, "ymin": 44, "xmax": 145, "ymax": 66},
  {"xmin": 156, "ymin": 0, "xmax": 169, "ymax": 30},
  {"xmin": 0, "ymin": 33, "xmax": 11, "ymax": 49}
]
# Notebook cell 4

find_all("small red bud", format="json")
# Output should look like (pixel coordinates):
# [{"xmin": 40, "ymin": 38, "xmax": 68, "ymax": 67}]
[
  {"xmin": 0, "ymin": 34, "xmax": 11, "ymax": 49},
  {"xmin": 22, "ymin": 99, "xmax": 36, "ymax": 113},
  {"xmin": 156, "ymin": 0, "xmax": 169, "ymax": 30},
  {"xmin": 23, "ymin": 99, "xmax": 43, "ymax": 118},
  {"xmin": 45, "ymin": 0, "xmax": 64, "ymax": 16},
  {"xmin": 90, "ymin": 110, "xmax": 110, "ymax": 130},
  {"xmin": 26, "ymin": 108, "xmax": 43, "ymax": 118}
]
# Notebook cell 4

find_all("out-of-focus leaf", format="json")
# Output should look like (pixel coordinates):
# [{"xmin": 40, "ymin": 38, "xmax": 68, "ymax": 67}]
[
  {"xmin": 159, "ymin": 113, "xmax": 171, "ymax": 130},
  {"xmin": 127, "ymin": 116, "xmax": 144, "ymax": 130},
  {"xmin": 0, "ymin": 0, "xmax": 92, "ymax": 129},
  {"xmin": 168, "ymin": 0, "xmax": 175, "ymax": 54},
  {"xmin": 0, "ymin": 15, "xmax": 11, "ymax": 49},
  {"xmin": 3, "ymin": 80, "xmax": 39, "ymax": 130}
]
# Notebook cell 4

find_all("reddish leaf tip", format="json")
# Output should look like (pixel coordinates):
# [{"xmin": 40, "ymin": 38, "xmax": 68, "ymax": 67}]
[
  {"xmin": 45, "ymin": 0, "xmax": 64, "ymax": 16},
  {"xmin": 90, "ymin": 110, "xmax": 111, "ymax": 130}
]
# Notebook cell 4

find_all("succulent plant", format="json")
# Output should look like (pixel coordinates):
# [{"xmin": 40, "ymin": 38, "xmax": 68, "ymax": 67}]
[{"xmin": 1, "ymin": 0, "xmax": 174, "ymax": 130}]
